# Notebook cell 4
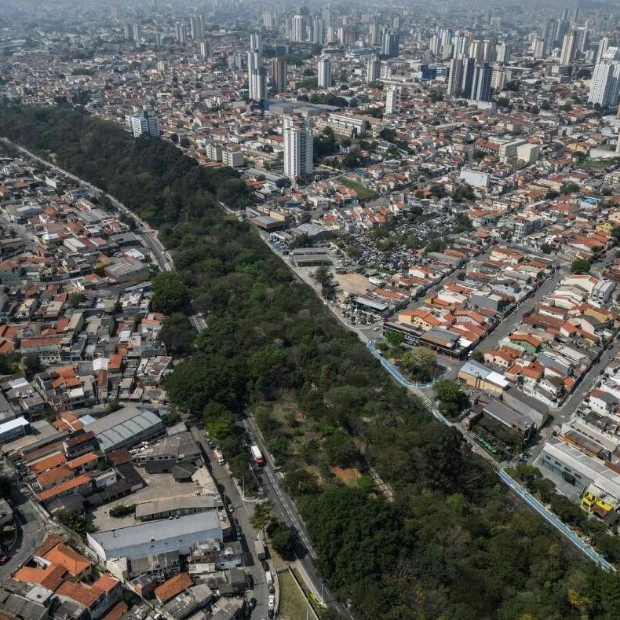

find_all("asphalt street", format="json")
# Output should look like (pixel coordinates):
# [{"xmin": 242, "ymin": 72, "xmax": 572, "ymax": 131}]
[{"xmin": 190, "ymin": 427, "xmax": 270, "ymax": 620}]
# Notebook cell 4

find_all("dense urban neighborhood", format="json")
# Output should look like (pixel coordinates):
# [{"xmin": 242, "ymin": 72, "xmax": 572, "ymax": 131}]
[{"xmin": 4, "ymin": 0, "xmax": 620, "ymax": 619}]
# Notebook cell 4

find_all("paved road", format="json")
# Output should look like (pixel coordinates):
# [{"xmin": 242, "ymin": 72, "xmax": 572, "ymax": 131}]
[
  {"xmin": 0, "ymin": 473, "xmax": 48, "ymax": 581},
  {"xmin": 472, "ymin": 266, "xmax": 565, "ymax": 354},
  {"xmin": 243, "ymin": 418, "xmax": 353, "ymax": 619},
  {"xmin": 190, "ymin": 427, "xmax": 269, "ymax": 620}
]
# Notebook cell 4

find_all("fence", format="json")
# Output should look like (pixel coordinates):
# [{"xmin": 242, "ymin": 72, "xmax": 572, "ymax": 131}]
[{"xmin": 499, "ymin": 468, "xmax": 616, "ymax": 572}]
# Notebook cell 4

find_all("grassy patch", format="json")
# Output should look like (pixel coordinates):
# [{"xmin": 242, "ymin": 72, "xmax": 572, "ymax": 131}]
[
  {"xmin": 340, "ymin": 178, "xmax": 378, "ymax": 201},
  {"xmin": 279, "ymin": 571, "xmax": 312, "ymax": 620}
]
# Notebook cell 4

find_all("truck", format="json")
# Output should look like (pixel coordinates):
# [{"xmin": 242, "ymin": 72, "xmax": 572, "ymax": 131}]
[
  {"xmin": 250, "ymin": 445, "xmax": 265, "ymax": 467},
  {"xmin": 265, "ymin": 570, "xmax": 273, "ymax": 585},
  {"xmin": 214, "ymin": 450, "xmax": 225, "ymax": 466}
]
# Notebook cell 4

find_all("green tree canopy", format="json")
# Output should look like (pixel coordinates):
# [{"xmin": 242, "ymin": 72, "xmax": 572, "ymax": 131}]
[{"xmin": 152, "ymin": 272, "xmax": 189, "ymax": 315}]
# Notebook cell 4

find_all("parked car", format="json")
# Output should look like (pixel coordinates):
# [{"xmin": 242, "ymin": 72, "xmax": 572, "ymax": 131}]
[
  {"xmin": 268, "ymin": 595, "xmax": 275, "ymax": 609},
  {"xmin": 261, "ymin": 560, "xmax": 269, "ymax": 572},
  {"xmin": 0, "ymin": 555, "xmax": 10, "ymax": 565}
]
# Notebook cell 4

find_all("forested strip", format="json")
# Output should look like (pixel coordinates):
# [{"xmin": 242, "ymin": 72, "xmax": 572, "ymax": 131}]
[{"xmin": 2, "ymin": 104, "xmax": 620, "ymax": 619}]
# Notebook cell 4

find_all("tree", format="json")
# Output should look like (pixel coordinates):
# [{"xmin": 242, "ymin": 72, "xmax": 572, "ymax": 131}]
[
  {"xmin": 160, "ymin": 312, "xmax": 195, "ymax": 354},
  {"xmin": 571, "ymin": 258, "xmax": 591, "ymax": 274},
  {"xmin": 540, "ymin": 242, "xmax": 552, "ymax": 254},
  {"xmin": 55, "ymin": 509, "xmax": 93, "ymax": 535},
  {"xmin": 425, "ymin": 238, "xmax": 446, "ymax": 254},
  {"xmin": 109, "ymin": 504, "xmax": 135, "ymax": 517},
  {"xmin": 23, "ymin": 353, "xmax": 41, "ymax": 374},
  {"xmin": 251, "ymin": 501, "xmax": 277, "ymax": 531},
  {"xmin": 270, "ymin": 523, "xmax": 297, "ymax": 559},
  {"xmin": 400, "ymin": 347, "xmax": 438, "ymax": 383},
  {"xmin": 429, "ymin": 184, "xmax": 446, "ymax": 199},
  {"xmin": 179, "ymin": 136, "xmax": 190, "ymax": 148},
  {"xmin": 69, "ymin": 292, "xmax": 85, "ymax": 308},
  {"xmin": 107, "ymin": 399, "xmax": 122, "ymax": 413},
  {"xmin": 313, "ymin": 266, "xmax": 332, "ymax": 287},
  {"xmin": 216, "ymin": 177, "xmax": 251, "ymax": 208},
  {"xmin": 152, "ymin": 272, "xmax": 189, "ymax": 315},
  {"xmin": 323, "ymin": 431, "xmax": 361, "ymax": 468},
  {"xmin": 385, "ymin": 331, "xmax": 404, "ymax": 346},
  {"xmin": 283, "ymin": 469, "xmax": 321, "ymax": 498},
  {"xmin": 432, "ymin": 379, "xmax": 470, "ymax": 419}
]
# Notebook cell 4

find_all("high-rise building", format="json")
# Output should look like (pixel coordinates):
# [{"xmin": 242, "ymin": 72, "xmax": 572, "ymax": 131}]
[
  {"xmin": 367, "ymin": 57, "xmax": 381, "ymax": 83},
  {"xmin": 461, "ymin": 57, "xmax": 476, "ymax": 98},
  {"xmin": 271, "ymin": 59, "xmax": 288, "ymax": 93},
  {"xmin": 532, "ymin": 37, "xmax": 545, "ymax": 59},
  {"xmin": 322, "ymin": 7, "xmax": 332, "ymax": 28},
  {"xmin": 481, "ymin": 39, "xmax": 495, "ymax": 63},
  {"xmin": 283, "ymin": 116, "xmax": 314, "ymax": 180},
  {"xmin": 369, "ymin": 22, "xmax": 381, "ymax": 47},
  {"xmin": 200, "ymin": 40, "xmax": 210, "ymax": 59},
  {"xmin": 312, "ymin": 18, "xmax": 325, "ymax": 45},
  {"xmin": 263, "ymin": 11, "xmax": 276, "ymax": 30},
  {"xmin": 385, "ymin": 86, "xmax": 401, "ymax": 114},
  {"xmin": 292, "ymin": 15, "xmax": 306, "ymax": 42},
  {"xmin": 175, "ymin": 22, "xmax": 187, "ymax": 45},
  {"xmin": 543, "ymin": 18, "xmax": 557, "ymax": 56},
  {"xmin": 123, "ymin": 23, "xmax": 132, "ymax": 41},
  {"xmin": 191, "ymin": 16, "xmax": 204, "ymax": 40},
  {"xmin": 560, "ymin": 30, "xmax": 577, "ymax": 66},
  {"xmin": 556, "ymin": 19, "xmax": 570, "ymax": 47},
  {"xmin": 248, "ymin": 33, "xmax": 266, "ymax": 102},
  {"xmin": 381, "ymin": 30, "xmax": 399, "ymax": 58},
  {"xmin": 491, "ymin": 65, "xmax": 506, "ymax": 90},
  {"xmin": 469, "ymin": 39, "xmax": 483, "ymax": 61},
  {"xmin": 132, "ymin": 23, "xmax": 141, "ymax": 43},
  {"xmin": 447, "ymin": 57, "xmax": 464, "ymax": 96},
  {"xmin": 318, "ymin": 57, "xmax": 332, "ymax": 88},
  {"xmin": 125, "ymin": 109, "xmax": 160, "ymax": 138},
  {"xmin": 471, "ymin": 63, "xmax": 492, "ymax": 101},
  {"xmin": 495, "ymin": 42, "xmax": 510, "ymax": 64},
  {"xmin": 588, "ymin": 48, "xmax": 620, "ymax": 106},
  {"xmin": 597, "ymin": 36, "xmax": 610, "ymax": 64}
]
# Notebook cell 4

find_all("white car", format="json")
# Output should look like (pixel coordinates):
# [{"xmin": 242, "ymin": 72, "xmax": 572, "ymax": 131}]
[{"xmin": 268, "ymin": 595, "xmax": 276, "ymax": 609}]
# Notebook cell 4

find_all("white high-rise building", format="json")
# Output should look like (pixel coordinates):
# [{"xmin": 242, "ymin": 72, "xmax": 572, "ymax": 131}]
[
  {"xmin": 313, "ymin": 18, "xmax": 325, "ymax": 45},
  {"xmin": 366, "ymin": 58, "xmax": 380, "ymax": 83},
  {"xmin": 283, "ymin": 116, "xmax": 314, "ymax": 180},
  {"xmin": 560, "ymin": 30, "xmax": 577, "ymax": 66},
  {"xmin": 125, "ymin": 109, "xmax": 160, "ymax": 138},
  {"xmin": 292, "ymin": 15, "xmax": 306, "ymax": 42},
  {"xmin": 248, "ymin": 33, "xmax": 266, "ymax": 102},
  {"xmin": 588, "ymin": 48, "xmax": 620, "ymax": 106},
  {"xmin": 597, "ymin": 36, "xmax": 610, "ymax": 64},
  {"xmin": 318, "ymin": 57, "xmax": 332, "ymax": 88},
  {"xmin": 385, "ymin": 86, "xmax": 401, "ymax": 114},
  {"xmin": 495, "ymin": 42, "xmax": 510, "ymax": 64}
]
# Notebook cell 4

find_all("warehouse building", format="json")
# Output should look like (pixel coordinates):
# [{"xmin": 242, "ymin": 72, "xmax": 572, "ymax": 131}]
[
  {"xmin": 87, "ymin": 512, "xmax": 223, "ymax": 562},
  {"xmin": 83, "ymin": 406, "xmax": 164, "ymax": 453}
]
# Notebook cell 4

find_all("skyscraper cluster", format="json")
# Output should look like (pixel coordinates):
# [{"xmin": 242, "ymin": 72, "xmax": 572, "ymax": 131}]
[{"xmin": 447, "ymin": 57, "xmax": 492, "ymax": 101}]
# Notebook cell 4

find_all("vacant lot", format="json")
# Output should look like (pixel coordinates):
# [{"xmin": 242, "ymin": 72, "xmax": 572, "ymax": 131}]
[
  {"xmin": 340, "ymin": 178, "xmax": 378, "ymax": 201},
  {"xmin": 336, "ymin": 272, "xmax": 372, "ymax": 296},
  {"xmin": 279, "ymin": 571, "xmax": 313, "ymax": 620}
]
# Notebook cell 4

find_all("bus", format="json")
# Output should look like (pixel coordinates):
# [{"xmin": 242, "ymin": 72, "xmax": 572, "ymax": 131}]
[{"xmin": 251, "ymin": 445, "xmax": 265, "ymax": 467}]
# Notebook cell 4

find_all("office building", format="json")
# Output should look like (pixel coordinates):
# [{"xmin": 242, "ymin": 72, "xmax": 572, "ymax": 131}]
[
  {"xmin": 532, "ymin": 37, "xmax": 545, "ymax": 59},
  {"xmin": 124, "ymin": 109, "xmax": 160, "ymax": 139},
  {"xmin": 318, "ymin": 57, "xmax": 332, "ymax": 88},
  {"xmin": 271, "ymin": 59, "xmax": 288, "ymax": 93},
  {"xmin": 283, "ymin": 116, "xmax": 314, "ymax": 180},
  {"xmin": 588, "ymin": 48, "xmax": 620, "ymax": 106},
  {"xmin": 543, "ymin": 18, "xmax": 557, "ymax": 56},
  {"xmin": 385, "ymin": 86, "xmax": 401, "ymax": 115},
  {"xmin": 461, "ymin": 57, "xmax": 476, "ymax": 98},
  {"xmin": 381, "ymin": 29, "xmax": 399, "ymax": 58},
  {"xmin": 560, "ymin": 30, "xmax": 577, "ymax": 66},
  {"xmin": 447, "ymin": 57, "xmax": 464, "ymax": 96},
  {"xmin": 471, "ymin": 63, "xmax": 492, "ymax": 102},
  {"xmin": 367, "ymin": 57, "xmax": 381, "ymax": 83},
  {"xmin": 482, "ymin": 39, "xmax": 495, "ymax": 63}
]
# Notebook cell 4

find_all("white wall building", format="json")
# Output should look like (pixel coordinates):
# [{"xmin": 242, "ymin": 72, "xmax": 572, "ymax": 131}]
[
  {"xmin": 589, "ymin": 48, "xmax": 620, "ymax": 107},
  {"xmin": 318, "ymin": 57, "xmax": 332, "ymax": 88},
  {"xmin": 283, "ymin": 116, "xmax": 314, "ymax": 179},
  {"xmin": 124, "ymin": 110, "xmax": 160, "ymax": 138},
  {"xmin": 385, "ymin": 86, "xmax": 401, "ymax": 115}
]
